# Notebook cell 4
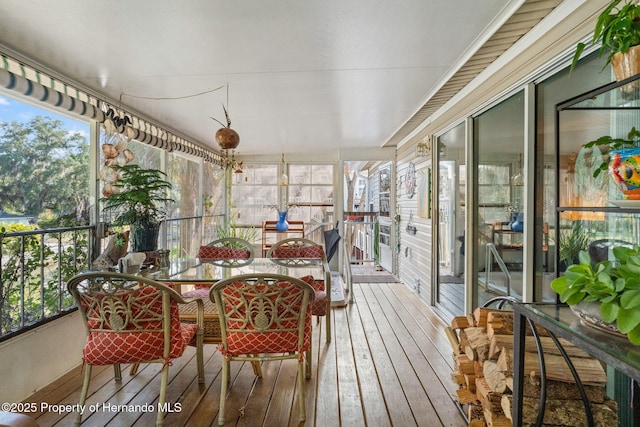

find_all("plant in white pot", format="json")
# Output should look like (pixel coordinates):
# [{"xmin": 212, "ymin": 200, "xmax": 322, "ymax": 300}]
[
  {"xmin": 550, "ymin": 246, "xmax": 640, "ymax": 344},
  {"xmin": 100, "ymin": 164, "xmax": 173, "ymax": 252}
]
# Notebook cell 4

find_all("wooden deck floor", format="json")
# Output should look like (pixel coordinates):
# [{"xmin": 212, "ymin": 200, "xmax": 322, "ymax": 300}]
[{"xmin": 24, "ymin": 280, "xmax": 466, "ymax": 427}]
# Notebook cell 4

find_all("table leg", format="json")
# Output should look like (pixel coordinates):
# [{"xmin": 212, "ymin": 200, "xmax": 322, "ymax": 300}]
[{"xmin": 512, "ymin": 307, "xmax": 526, "ymax": 425}]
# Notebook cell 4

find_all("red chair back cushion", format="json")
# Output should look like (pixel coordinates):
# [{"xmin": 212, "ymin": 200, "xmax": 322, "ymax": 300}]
[
  {"xmin": 81, "ymin": 285, "xmax": 196, "ymax": 365},
  {"xmin": 299, "ymin": 275, "xmax": 328, "ymax": 316},
  {"xmin": 219, "ymin": 281, "xmax": 312, "ymax": 356},
  {"xmin": 272, "ymin": 244, "xmax": 324, "ymax": 259},
  {"xmin": 198, "ymin": 245, "xmax": 250, "ymax": 259}
]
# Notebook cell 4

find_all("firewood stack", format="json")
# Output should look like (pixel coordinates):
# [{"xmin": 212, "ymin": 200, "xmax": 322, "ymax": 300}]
[{"xmin": 446, "ymin": 307, "xmax": 618, "ymax": 427}]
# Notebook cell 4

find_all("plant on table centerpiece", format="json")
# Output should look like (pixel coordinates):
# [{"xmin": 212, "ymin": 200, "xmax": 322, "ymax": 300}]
[
  {"xmin": 100, "ymin": 164, "xmax": 173, "ymax": 252},
  {"xmin": 215, "ymin": 210, "xmax": 257, "ymax": 246},
  {"xmin": 550, "ymin": 245, "xmax": 640, "ymax": 344},
  {"xmin": 571, "ymin": 0, "xmax": 640, "ymax": 80}
]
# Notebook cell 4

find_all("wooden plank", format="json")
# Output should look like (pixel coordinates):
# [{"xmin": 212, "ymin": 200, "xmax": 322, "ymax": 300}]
[
  {"xmin": 369, "ymin": 282, "xmax": 467, "ymax": 427},
  {"xmin": 356, "ymin": 284, "xmax": 421, "ymax": 426},
  {"xmin": 332, "ymin": 304, "xmax": 367, "ymax": 426},
  {"xmin": 21, "ymin": 281, "xmax": 469, "ymax": 427}
]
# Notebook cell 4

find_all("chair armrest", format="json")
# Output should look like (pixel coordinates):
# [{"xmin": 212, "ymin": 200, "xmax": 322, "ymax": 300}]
[{"xmin": 178, "ymin": 297, "xmax": 204, "ymax": 331}]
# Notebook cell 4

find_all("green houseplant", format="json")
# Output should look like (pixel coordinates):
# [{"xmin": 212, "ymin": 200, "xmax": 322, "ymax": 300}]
[
  {"xmin": 572, "ymin": 0, "xmax": 640, "ymax": 78},
  {"xmin": 550, "ymin": 246, "xmax": 640, "ymax": 344},
  {"xmin": 215, "ymin": 210, "xmax": 257, "ymax": 246},
  {"xmin": 101, "ymin": 164, "xmax": 173, "ymax": 252},
  {"xmin": 581, "ymin": 126, "xmax": 640, "ymax": 178},
  {"xmin": 558, "ymin": 221, "xmax": 591, "ymax": 269}
]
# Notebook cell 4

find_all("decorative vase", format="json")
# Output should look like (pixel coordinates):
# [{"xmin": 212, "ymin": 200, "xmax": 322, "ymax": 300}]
[
  {"xmin": 608, "ymin": 147, "xmax": 640, "ymax": 200},
  {"xmin": 276, "ymin": 211, "xmax": 289, "ymax": 232},
  {"xmin": 510, "ymin": 212, "xmax": 524, "ymax": 232},
  {"xmin": 130, "ymin": 222, "xmax": 160, "ymax": 252},
  {"xmin": 570, "ymin": 301, "xmax": 625, "ymax": 337}
]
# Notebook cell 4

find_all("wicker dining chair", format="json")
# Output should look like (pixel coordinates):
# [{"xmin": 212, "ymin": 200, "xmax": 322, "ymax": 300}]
[
  {"xmin": 267, "ymin": 238, "xmax": 331, "ymax": 342},
  {"xmin": 67, "ymin": 271, "xmax": 204, "ymax": 427},
  {"xmin": 210, "ymin": 273, "xmax": 314, "ymax": 425}
]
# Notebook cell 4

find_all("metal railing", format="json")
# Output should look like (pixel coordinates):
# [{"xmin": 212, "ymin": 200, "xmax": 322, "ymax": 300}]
[
  {"xmin": 164, "ymin": 214, "xmax": 224, "ymax": 258},
  {"xmin": 483, "ymin": 242, "xmax": 511, "ymax": 296},
  {"xmin": 0, "ymin": 225, "xmax": 95, "ymax": 341},
  {"xmin": 344, "ymin": 212, "xmax": 377, "ymax": 264}
]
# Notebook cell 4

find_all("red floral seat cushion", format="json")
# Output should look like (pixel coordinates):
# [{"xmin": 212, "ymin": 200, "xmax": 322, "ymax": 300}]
[
  {"xmin": 198, "ymin": 246, "xmax": 250, "ymax": 260},
  {"xmin": 299, "ymin": 275, "xmax": 328, "ymax": 317},
  {"xmin": 81, "ymin": 286, "xmax": 197, "ymax": 365},
  {"xmin": 218, "ymin": 281, "xmax": 312, "ymax": 356}
]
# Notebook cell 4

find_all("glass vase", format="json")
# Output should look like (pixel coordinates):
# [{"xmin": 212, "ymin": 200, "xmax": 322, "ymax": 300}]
[{"xmin": 276, "ymin": 211, "xmax": 289, "ymax": 232}]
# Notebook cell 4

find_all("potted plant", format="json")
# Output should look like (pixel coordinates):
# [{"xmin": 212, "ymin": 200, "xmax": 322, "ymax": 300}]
[
  {"xmin": 572, "ymin": 0, "xmax": 640, "ymax": 81},
  {"xmin": 215, "ymin": 210, "xmax": 257, "ymax": 246},
  {"xmin": 579, "ymin": 126, "xmax": 640, "ymax": 200},
  {"xmin": 100, "ymin": 164, "xmax": 173, "ymax": 252},
  {"xmin": 550, "ymin": 245, "xmax": 640, "ymax": 344},
  {"xmin": 558, "ymin": 221, "xmax": 591, "ymax": 270}
]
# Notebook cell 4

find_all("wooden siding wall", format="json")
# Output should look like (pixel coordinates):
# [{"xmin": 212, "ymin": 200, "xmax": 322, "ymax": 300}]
[{"xmin": 396, "ymin": 142, "xmax": 432, "ymax": 304}]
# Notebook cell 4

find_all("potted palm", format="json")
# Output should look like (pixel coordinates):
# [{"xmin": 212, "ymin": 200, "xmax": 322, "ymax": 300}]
[
  {"xmin": 550, "ymin": 245, "xmax": 640, "ymax": 344},
  {"xmin": 572, "ymin": 0, "xmax": 640, "ymax": 82},
  {"xmin": 100, "ymin": 164, "xmax": 173, "ymax": 252}
]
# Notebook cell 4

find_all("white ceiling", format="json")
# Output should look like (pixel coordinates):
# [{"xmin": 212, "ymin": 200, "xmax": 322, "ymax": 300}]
[{"xmin": 0, "ymin": 0, "xmax": 515, "ymax": 157}]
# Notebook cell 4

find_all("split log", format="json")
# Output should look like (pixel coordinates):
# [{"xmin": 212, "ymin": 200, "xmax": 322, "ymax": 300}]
[
  {"xmin": 474, "ymin": 360, "xmax": 484, "ymax": 378},
  {"xmin": 467, "ymin": 313, "xmax": 477, "ymax": 327},
  {"xmin": 485, "ymin": 311, "xmax": 550, "ymax": 339},
  {"xmin": 459, "ymin": 329, "xmax": 470, "ymax": 349},
  {"xmin": 529, "ymin": 351, "xmax": 607, "ymax": 385},
  {"xmin": 451, "ymin": 316, "xmax": 470, "ymax": 329},
  {"xmin": 500, "ymin": 395, "xmax": 513, "ymax": 421},
  {"xmin": 450, "ymin": 371, "xmax": 465, "ymax": 386},
  {"xmin": 445, "ymin": 326, "xmax": 460, "ymax": 355},
  {"xmin": 476, "ymin": 378, "xmax": 503, "ymax": 415},
  {"xmin": 501, "ymin": 394, "xmax": 617, "ymax": 426},
  {"xmin": 524, "ymin": 373, "xmax": 605, "ymax": 403},
  {"xmin": 464, "ymin": 327, "xmax": 491, "ymax": 363},
  {"xmin": 456, "ymin": 354, "xmax": 475, "ymax": 375},
  {"xmin": 505, "ymin": 377, "xmax": 513, "ymax": 392},
  {"xmin": 456, "ymin": 387, "xmax": 479, "ymax": 404},
  {"xmin": 483, "ymin": 360, "xmax": 507, "ymax": 393},
  {"xmin": 468, "ymin": 403, "xmax": 487, "ymax": 427},
  {"xmin": 489, "ymin": 334, "xmax": 592, "ymax": 360},
  {"xmin": 495, "ymin": 348, "xmax": 607, "ymax": 386},
  {"xmin": 474, "ymin": 307, "xmax": 507, "ymax": 328},
  {"xmin": 483, "ymin": 407, "xmax": 512, "ymax": 427},
  {"xmin": 465, "ymin": 373, "xmax": 477, "ymax": 393},
  {"xmin": 496, "ymin": 346, "xmax": 511, "ymax": 372}
]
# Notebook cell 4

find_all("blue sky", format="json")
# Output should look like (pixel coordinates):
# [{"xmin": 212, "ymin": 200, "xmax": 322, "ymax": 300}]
[{"xmin": 0, "ymin": 93, "xmax": 90, "ymax": 139}]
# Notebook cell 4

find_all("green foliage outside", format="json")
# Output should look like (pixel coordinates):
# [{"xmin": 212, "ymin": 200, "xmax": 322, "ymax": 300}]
[
  {"xmin": 0, "ymin": 223, "xmax": 89, "ymax": 336},
  {"xmin": 0, "ymin": 116, "xmax": 91, "ymax": 338},
  {"xmin": 0, "ymin": 116, "xmax": 90, "ymax": 224}
]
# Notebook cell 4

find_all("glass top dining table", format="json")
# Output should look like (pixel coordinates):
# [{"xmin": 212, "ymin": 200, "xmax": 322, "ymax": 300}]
[{"xmin": 147, "ymin": 257, "xmax": 326, "ymax": 283}]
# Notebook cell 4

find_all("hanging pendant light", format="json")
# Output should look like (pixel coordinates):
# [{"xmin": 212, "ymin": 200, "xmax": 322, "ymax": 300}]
[
  {"xmin": 511, "ymin": 154, "xmax": 524, "ymax": 186},
  {"xmin": 278, "ymin": 153, "xmax": 288, "ymax": 186}
]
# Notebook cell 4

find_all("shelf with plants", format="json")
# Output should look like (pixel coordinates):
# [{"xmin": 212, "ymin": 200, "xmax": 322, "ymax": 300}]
[{"xmin": 555, "ymin": 70, "xmax": 640, "ymax": 347}]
